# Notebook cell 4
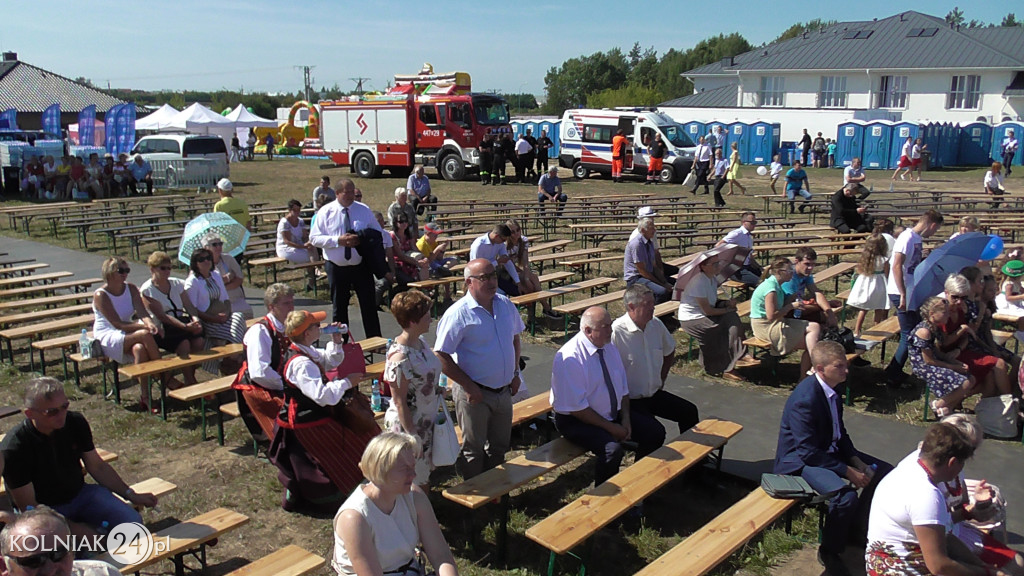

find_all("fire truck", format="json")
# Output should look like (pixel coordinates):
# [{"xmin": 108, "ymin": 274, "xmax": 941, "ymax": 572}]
[{"xmin": 319, "ymin": 67, "xmax": 511, "ymax": 181}]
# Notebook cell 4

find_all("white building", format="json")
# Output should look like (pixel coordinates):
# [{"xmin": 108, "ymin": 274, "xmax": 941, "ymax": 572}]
[{"xmin": 659, "ymin": 11, "xmax": 1024, "ymax": 142}]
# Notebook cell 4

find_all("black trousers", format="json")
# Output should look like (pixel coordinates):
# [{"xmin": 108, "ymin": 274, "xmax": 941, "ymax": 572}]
[
  {"xmin": 555, "ymin": 409, "xmax": 665, "ymax": 486},
  {"xmin": 834, "ymin": 216, "xmax": 873, "ymax": 234},
  {"xmin": 713, "ymin": 175, "xmax": 728, "ymax": 206},
  {"xmin": 690, "ymin": 161, "xmax": 710, "ymax": 194},
  {"xmin": 514, "ymin": 155, "xmax": 527, "ymax": 182},
  {"xmin": 630, "ymin": 390, "xmax": 699, "ymax": 436},
  {"xmin": 326, "ymin": 261, "xmax": 381, "ymax": 338},
  {"xmin": 536, "ymin": 152, "xmax": 549, "ymax": 173},
  {"xmin": 1003, "ymin": 151, "xmax": 1015, "ymax": 175}
]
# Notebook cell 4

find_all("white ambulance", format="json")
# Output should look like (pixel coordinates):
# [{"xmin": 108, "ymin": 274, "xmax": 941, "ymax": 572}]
[{"xmin": 558, "ymin": 108, "xmax": 696, "ymax": 183}]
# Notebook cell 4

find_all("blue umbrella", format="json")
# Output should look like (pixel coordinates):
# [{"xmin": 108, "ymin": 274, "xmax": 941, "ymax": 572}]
[
  {"xmin": 178, "ymin": 212, "xmax": 251, "ymax": 265},
  {"xmin": 907, "ymin": 232, "xmax": 991, "ymax": 309}
]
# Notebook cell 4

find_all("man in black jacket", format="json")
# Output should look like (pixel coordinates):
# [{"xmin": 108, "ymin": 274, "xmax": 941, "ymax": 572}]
[{"xmin": 830, "ymin": 183, "xmax": 873, "ymax": 234}]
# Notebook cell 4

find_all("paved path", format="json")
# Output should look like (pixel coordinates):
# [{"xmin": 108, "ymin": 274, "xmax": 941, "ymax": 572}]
[{"xmin": 9, "ymin": 235, "xmax": 1024, "ymax": 558}]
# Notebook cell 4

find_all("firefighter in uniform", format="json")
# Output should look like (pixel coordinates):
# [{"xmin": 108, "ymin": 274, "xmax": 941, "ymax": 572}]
[
  {"xmin": 646, "ymin": 133, "xmax": 667, "ymax": 185},
  {"xmin": 612, "ymin": 129, "xmax": 628, "ymax": 183},
  {"xmin": 478, "ymin": 133, "xmax": 494, "ymax": 185},
  {"xmin": 535, "ymin": 129, "xmax": 553, "ymax": 174},
  {"xmin": 493, "ymin": 132, "xmax": 513, "ymax": 185}
]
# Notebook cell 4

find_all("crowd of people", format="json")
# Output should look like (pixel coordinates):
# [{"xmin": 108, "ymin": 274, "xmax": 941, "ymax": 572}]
[{"xmin": 19, "ymin": 152, "xmax": 154, "ymax": 201}]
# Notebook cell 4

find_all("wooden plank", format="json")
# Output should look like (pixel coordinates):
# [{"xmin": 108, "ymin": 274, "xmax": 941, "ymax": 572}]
[
  {"xmin": 552, "ymin": 290, "xmax": 626, "ymax": 316},
  {"xmin": 167, "ymin": 376, "xmax": 235, "ymax": 403},
  {"xmin": 0, "ymin": 277, "xmax": 102, "ymax": 299},
  {"xmin": 510, "ymin": 277, "xmax": 616, "ymax": 307},
  {"xmin": 0, "ymin": 271, "xmax": 73, "ymax": 288},
  {"xmin": 225, "ymin": 545, "xmax": 325, "ymax": 576},
  {"xmin": 118, "ymin": 344, "xmax": 243, "ymax": 380},
  {"xmin": 0, "ymin": 303, "xmax": 93, "ymax": 327},
  {"xmin": 0, "ymin": 263, "xmax": 48, "ymax": 276},
  {"xmin": 443, "ymin": 438, "xmax": 587, "ymax": 509},
  {"xmin": 633, "ymin": 488, "xmax": 796, "ymax": 576},
  {"xmin": 116, "ymin": 477, "xmax": 178, "ymax": 505},
  {"xmin": 98, "ymin": 507, "xmax": 250, "ymax": 573},
  {"xmin": 526, "ymin": 419, "xmax": 743, "ymax": 554},
  {"xmin": 511, "ymin": 392, "xmax": 552, "ymax": 427},
  {"xmin": 0, "ymin": 314, "xmax": 95, "ymax": 340},
  {"xmin": 0, "ymin": 292, "xmax": 93, "ymax": 312}
]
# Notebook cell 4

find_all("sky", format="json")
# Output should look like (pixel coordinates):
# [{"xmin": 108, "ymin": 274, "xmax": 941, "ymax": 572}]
[{"xmin": 0, "ymin": 1, "xmax": 1013, "ymax": 98}]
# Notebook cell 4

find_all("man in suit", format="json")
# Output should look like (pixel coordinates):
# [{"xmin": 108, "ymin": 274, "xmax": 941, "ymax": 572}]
[{"xmin": 774, "ymin": 341, "xmax": 892, "ymax": 576}]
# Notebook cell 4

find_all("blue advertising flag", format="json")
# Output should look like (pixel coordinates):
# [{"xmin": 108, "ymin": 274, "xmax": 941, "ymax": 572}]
[
  {"xmin": 79, "ymin": 105, "xmax": 97, "ymax": 146},
  {"xmin": 115, "ymin": 104, "xmax": 133, "ymax": 155},
  {"xmin": 1, "ymin": 108, "xmax": 17, "ymax": 130},
  {"xmin": 42, "ymin": 104, "xmax": 61, "ymax": 137},
  {"xmin": 123, "ymin": 104, "xmax": 137, "ymax": 154},
  {"xmin": 105, "ymin": 104, "xmax": 123, "ymax": 153}
]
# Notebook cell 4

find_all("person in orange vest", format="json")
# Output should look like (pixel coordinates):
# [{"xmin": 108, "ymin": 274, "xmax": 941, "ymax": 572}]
[{"xmin": 612, "ymin": 129, "xmax": 628, "ymax": 183}]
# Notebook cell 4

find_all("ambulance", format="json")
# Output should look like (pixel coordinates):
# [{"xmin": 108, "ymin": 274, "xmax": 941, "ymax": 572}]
[{"xmin": 558, "ymin": 109, "xmax": 696, "ymax": 183}]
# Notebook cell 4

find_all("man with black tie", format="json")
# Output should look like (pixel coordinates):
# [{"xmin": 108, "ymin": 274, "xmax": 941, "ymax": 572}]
[
  {"xmin": 309, "ymin": 178, "xmax": 387, "ymax": 338},
  {"xmin": 688, "ymin": 136, "xmax": 712, "ymax": 195}
]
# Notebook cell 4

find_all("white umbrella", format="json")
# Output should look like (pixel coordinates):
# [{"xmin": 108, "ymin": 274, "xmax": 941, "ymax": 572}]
[{"xmin": 672, "ymin": 243, "xmax": 751, "ymax": 301}]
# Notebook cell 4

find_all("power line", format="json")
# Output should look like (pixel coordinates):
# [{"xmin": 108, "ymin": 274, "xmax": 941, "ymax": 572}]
[{"xmin": 350, "ymin": 77, "xmax": 370, "ymax": 96}]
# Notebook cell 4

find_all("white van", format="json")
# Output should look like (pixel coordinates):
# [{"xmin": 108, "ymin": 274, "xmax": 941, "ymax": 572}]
[
  {"xmin": 131, "ymin": 134, "xmax": 229, "ymax": 189},
  {"xmin": 558, "ymin": 109, "xmax": 696, "ymax": 183}
]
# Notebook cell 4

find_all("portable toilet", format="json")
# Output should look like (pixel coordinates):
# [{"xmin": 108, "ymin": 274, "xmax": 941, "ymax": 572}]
[
  {"xmin": 683, "ymin": 120, "xmax": 705, "ymax": 142},
  {"xmin": 836, "ymin": 120, "xmax": 866, "ymax": 167},
  {"xmin": 727, "ymin": 121, "xmax": 749, "ymax": 161},
  {"xmin": 959, "ymin": 122, "xmax": 992, "ymax": 166},
  {"xmin": 991, "ymin": 122, "xmax": 1023, "ymax": 167},
  {"xmin": 705, "ymin": 121, "xmax": 727, "ymax": 148},
  {"xmin": 746, "ymin": 121, "xmax": 780, "ymax": 165},
  {"xmin": 942, "ymin": 123, "xmax": 961, "ymax": 167},
  {"xmin": 538, "ymin": 119, "xmax": 560, "ymax": 159},
  {"xmin": 863, "ymin": 121, "xmax": 895, "ymax": 169},
  {"xmin": 922, "ymin": 122, "xmax": 942, "ymax": 168},
  {"xmin": 889, "ymin": 122, "xmax": 924, "ymax": 170}
]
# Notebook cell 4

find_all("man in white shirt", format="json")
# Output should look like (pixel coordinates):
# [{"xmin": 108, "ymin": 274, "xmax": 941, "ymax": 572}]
[
  {"xmin": 514, "ymin": 134, "xmax": 532, "ymax": 184},
  {"xmin": 717, "ymin": 212, "xmax": 761, "ymax": 286},
  {"xmin": 235, "ymin": 283, "xmax": 294, "ymax": 446},
  {"xmin": 311, "ymin": 176, "xmax": 334, "ymax": 207},
  {"xmin": 842, "ymin": 157, "xmax": 871, "ymax": 200},
  {"xmin": 434, "ymin": 259, "xmax": 524, "ymax": 479},
  {"xmin": 883, "ymin": 209, "xmax": 944, "ymax": 386},
  {"xmin": 688, "ymin": 136, "xmax": 712, "ymax": 195},
  {"xmin": 1002, "ymin": 129, "xmax": 1018, "ymax": 176},
  {"xmin": 611, "ymin": 285, "xmax": 697, "ymax": 435},
  {"xmin": 469, "ymin": 224, "xmax": 520, "ymax": 296},
  {"xmin": 309, "ymin": 178, "xmax": 386, "ymax": 338},
  {"xmin": 551, "ymin": 307, "xmax": 665, "ymax": 487}
]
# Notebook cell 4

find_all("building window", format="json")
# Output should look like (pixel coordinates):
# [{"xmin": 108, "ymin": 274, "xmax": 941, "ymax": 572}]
[
  {"xmin": 819, "ymin": 76, "xmax": 848, "ymax": 108},
  {"xmin": 876, "ymin": 75, "xmax": 908, "ymax": 108},
  {"xmin": 947, "ymin": 75, "xmax": 981, "ymax": 110},
  {"xmin": 759, "ymin": 76, "xmax": 785, "ymax": 107}
]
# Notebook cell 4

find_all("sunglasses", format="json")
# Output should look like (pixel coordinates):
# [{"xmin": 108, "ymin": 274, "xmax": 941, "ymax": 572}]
[
  {"xmin": 194, "ymin": 256, "xmax": 212, "ymax": 263},
  {"xmin": 949, "ymin": 294, "xmax": 967, "ymax": 301},
  {"xmin": 469, "ymin": 271, "xmax": 498, "ymax": 281},
  {"xmin": 117, "ymin": 267, "xmax": 131, "ymax": 275},
  {"xmin": 158, "ymin": 266, "xmax": 172, "ymax": 271},
  {"xmin": 37, "ymin": 401, "xmax": 70, "ymax": 417},
  {"xmin": 209, "ymin": 242, "xmax": 223, "ymax": 247},
  {"xmin": 5, "ymin": 548, "xmax": 70, "ymax": 569}
]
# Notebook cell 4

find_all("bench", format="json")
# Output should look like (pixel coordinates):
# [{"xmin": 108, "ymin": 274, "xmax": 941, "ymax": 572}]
[
  {"xmin": 0, "ymin": 291, "xmax": 93, "ymax": 312},
  {"xmin": 0, "ymin": 263, "xmax": 48, "ymax": 277},
  {"xmin": 0, "ymin": 314, "xmax": 95, "ymax": 367},
  {"xmin": 97, "ymin": 507, "xmax": 250, "ymax": 575},
  {"xmin": 0, "ymin": 302, "xmax": 93, "ymax": 328},
  {"xmin": 0, "ymin": 271, "xmax": 73, "ymax": 289},
  {"xmin": 119, "ymin": 344, "xmax": 244, "ymax": 420},
  {"xmin": 167, "ymin": 375, "xmax": 236, "ymax": 443},
  {"xmin": 0, "ymin": 277, "xmax": 101, "ymax": 300},
  {"xmin": 551, "ymin": 289, "xmax": 627, "ymax": 336},
  {"xmin": 223, "ymin": 545, "xmax": 325, "ymax": 576},
  {"xmin": 559, "ymin": 255, "xmax": 623, "ymax": 279},
  {"xmin": 115, "ymin": 477, "xmax": 178, "ymax": 511},
  {"xmin": 525, "ymin": 418, "xmax": 743, "ymax": 575},
  {"xmin": 510, "ymin": 276, "xmax": 616, "ymax": 335},
  {"xmin": 633, "ymin": 487, "xmax": 798, "ymax": 576}
]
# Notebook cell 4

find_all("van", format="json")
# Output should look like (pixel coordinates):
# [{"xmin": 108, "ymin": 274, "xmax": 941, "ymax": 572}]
[
  {"xmin": 558, "ymin": 109, "xmax": 695, "ymax": 183},
  {"xmin": 131, "ymin": 134, "xmax": 229, "ymax": 188}
]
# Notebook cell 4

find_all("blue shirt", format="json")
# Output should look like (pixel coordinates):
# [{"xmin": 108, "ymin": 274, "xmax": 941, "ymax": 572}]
[
  {"xmin": 785, "ymin": 168, "xmax": 807, "ymax": 192},
  {"xmin": 406, "ymin": 173, "xmax": 431, "ymax": 198},
  {"xmin": 538, "ymin": 173, "xmax": 561, "ymax": 195},
  {"xmin": 782, "ymin": 273, "xmax": 815, "ymax": 300},
  {"xmin": 129, "ymin": 160, "xmax": 152, "ymax": 180},
  {"xmin": 434, "ymin": 292, "xmax": 524, "ymax": 389},
  {"xmin": 623, "ymin": 234, "xmax": 655, "ymax": 284},
  {"xmin": 469, "ymin": 234, "xmax": 520, "ymax": 284}
]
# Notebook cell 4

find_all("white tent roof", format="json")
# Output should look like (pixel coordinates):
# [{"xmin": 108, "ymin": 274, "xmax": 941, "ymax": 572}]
[
  {"xmin": 134, "ymin": 103, "xmax": 180, "ymax": 130},
  {"xmin": 164, "ymin": 102, "xmax": 235, "ymax": 132},
  {"xmin": 225, "ymin": 104, "xmax": 277, "ymax": 128}
]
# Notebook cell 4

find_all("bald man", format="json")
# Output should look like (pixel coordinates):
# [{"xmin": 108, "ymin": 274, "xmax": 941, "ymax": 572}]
[
  {"xmin": 550, "ymin": 306, "xmax": 666, "ymax": 487},
  {"xmin": 0, "ymin": 505, "xmax": 123, "ymax": 576}
]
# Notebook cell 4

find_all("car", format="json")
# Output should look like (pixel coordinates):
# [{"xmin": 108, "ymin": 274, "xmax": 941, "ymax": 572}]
[{"xmin": 131, "ymin": 134, "xmax": 229, "ymax": 189}]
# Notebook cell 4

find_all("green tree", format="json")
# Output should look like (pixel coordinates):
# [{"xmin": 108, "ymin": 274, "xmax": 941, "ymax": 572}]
[
  {"xmin": 502, "ymin": 93, "xmax": 539, "ymax": 113},
  {"xmin": 653, "ymin": 33, "xmax": 753, "ymax": 101},
  {"xmin": 587, "ymin": 83, "xmax": 664, "ymax": 109},
  {"xmin": 946, "ymin": 7, "xmax": 965, "ymax": 27},
  {"xmin": 541, "ymin": 48, "xmax": 629, "ymax": 114},
  {"xmin": 627, "ymin": 43, "xmax": 659, "ymax": 88},
  {"xmin": 1002, "ymin": 13, "xmax": 1021, "ymax": 26},
  {"xmin": 773, "ymin": 19, "xmax": 838, "ymax": 43}
]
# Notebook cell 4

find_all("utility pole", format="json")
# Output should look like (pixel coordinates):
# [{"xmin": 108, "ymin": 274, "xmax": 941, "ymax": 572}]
[
  {"xmin": 295, "ymin": 65, "xmax": 315, "ymax": 102},
  {"xmin": 350, "ymin": 77, "xmax": 371, "ymax": 97}
]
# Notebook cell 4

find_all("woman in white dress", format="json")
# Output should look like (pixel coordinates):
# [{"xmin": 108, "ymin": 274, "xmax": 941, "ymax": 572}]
[
  {"xmin": 91, "ymin": 256, "xmax": 162, "ymax": 410},
  {"xmin": 204, "ymin": 233, "xmax": 253, "ymax": 320},
  {"xmin": 276, "ymin": 199, "xmax": 318, "ymax": 289}
]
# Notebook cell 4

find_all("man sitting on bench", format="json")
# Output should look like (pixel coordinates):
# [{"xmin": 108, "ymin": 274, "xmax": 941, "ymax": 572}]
[
  {"xmin": 551, "ymin": 307, "xmax": 665, "ymax": 492},
  {"xmin": 783, "ymin": 247, "xmax": 840, "ymax": 327},
  {"xmin": 1, "ymin": 377, "xmax": 158, "ymax": 537},
  {"xmin": 717, "ymin": 212, "xmax": 761, "ymax": 287},
  {"xmin": 774, "ymin": 342, "xmax": 892, "ymax": 576}
]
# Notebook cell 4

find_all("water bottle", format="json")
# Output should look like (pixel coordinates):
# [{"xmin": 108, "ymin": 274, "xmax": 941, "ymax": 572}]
[
  {"xmin": 793, "ymin": 305, "xmax": 802, "ymax": 319},
  {"xmin": 439, "ymin": 374, "xmax": 448, "ymax": 389},
  {"xmin": 387, "ymin": 338, "xmax": 394, "ymax": 350},
  {"xmin": 371, "ymin": 379, "xmax": 382, "ymax": 412},
  {"xmin": 79, "ymin": 329, "xmax": 92, "ymax": 359}
]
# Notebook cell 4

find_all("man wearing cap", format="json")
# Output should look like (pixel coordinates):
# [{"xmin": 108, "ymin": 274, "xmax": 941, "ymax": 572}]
[
  {"xmin": 125, "ymin": 154, "xmax": 153, "ymax": 196},
  {"xmin": 213, "ymin": 178, "xmax": 249, "ymax": 228},
  {"xmin": 469, "ymin": 224, "xmax": 520, "ymax": 297},
  {"xmin": 624, "ymin": 218, "xmax": 672, "ymax": 303},
  {"xmin": 417, "ymin": 222, "xmax": 456, "ymax": 277},
  {"xmin": 310, "ymin": 178, "xmax": 387, "ymax": 338},
  {"xmin": 629, "ymin": 207, "xmax": 678, "ymax": 282},
  {"xmin": 537, "ymin": 166, "xmax": 567, "ymax": 215},
  {"xmin": 435, "ymin": 259, "xmax": 524, "ymax": 479},
  {"xmin": 717, "ymin": 212, "xmax": 761, "ymax": 287}
]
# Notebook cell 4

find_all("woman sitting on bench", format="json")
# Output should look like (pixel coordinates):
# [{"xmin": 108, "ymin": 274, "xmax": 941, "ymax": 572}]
[
  {"xmin": 92, "ymin": 256, "xmax": 164, "ymax": 411},
  {"xmin": 276, "ymin": 199, "xmax": 320, "ymax": 291},
  {"xmin": 185, "ymin": 247, "xmax": 246, "ymax": 375},
  {"xmin": 505, "ymin": 218, "xmax": 560, "ymax": 319},
  {"xmin": 140, "ymin": 251, "xmax": 205, "ymax": 388},
  {"xmin": 750, "ymin": 257, "xmax": 821, "ymax": 375},
  {"xmin": 333, "ymin": 432, "xmax": 459, "ymax": 576}
]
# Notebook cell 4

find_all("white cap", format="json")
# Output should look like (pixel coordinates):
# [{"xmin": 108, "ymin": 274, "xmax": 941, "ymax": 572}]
[
  {"xmin": 637, "ymin": 206, "xmax": 659, "ymax": 218},
  {"xmin": 217, "ymin": 178, "xmax": 233, "ymax": 192}
]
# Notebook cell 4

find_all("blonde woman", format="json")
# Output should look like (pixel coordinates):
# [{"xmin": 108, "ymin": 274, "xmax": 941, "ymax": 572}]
[{"xmin": 727, "ymin": 141, "xmax": 747, "ymax": 195}]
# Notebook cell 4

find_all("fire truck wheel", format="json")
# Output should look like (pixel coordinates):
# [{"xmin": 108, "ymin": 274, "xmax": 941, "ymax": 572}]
[
  {"xmin": 440, "ymin": 154, "xmax": 466, "ymax": 181},
  {"xmin": 353, "ymin": 152, "xmax": 378, "ymax": 179}
]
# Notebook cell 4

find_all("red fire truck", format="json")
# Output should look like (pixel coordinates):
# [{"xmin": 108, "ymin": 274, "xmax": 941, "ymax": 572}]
[{"xmin": 319, "ymin": 71, "xmax": 511, "ymax": 181}]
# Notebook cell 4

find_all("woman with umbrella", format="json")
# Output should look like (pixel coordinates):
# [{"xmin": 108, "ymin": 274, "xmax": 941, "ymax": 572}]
[
  {"xmin": 204, "ymin": 233, "xmax": 253, "ymax": 320},
  {"xmin": 676, "ymin": 253, "xmax": 752, "ymax": 381},
  {"xmin": 185, "ymin": 247, "xmax": 247, "ymax": 374},
  {"xmin": 750, "ymin": 257, "xmax": 821, "ymax": 376}
]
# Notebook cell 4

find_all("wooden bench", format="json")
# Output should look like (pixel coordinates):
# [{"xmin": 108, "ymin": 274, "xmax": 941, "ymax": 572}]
[
  {"xmin": 115, "ymin": 477, "xmax": 178, "ymax": 511},
  {"xmin": 97, "ymin": 507, "xmax": 250, "ymax": 575},
  {"xmin": 525, "ymin": 418, "xmax": 743, "ymax": 574},
  {"xmin": 510, "ymin": 276, "xmax": 616, "ymax": 335},
  {"xmin": 167, "ymin": 375, "xmax": 236, "ymax": 443},
  {"xmin": 0, "ymin": 277, "xmax": 101, "ymax": 300},
  {"xmin": 633, "ymin": 487, "xmax": 797, "ymax": 576},
  {"xmin": 0, "ymin": 291, "xmax": 93, "ymax": 312},
  {"xmin": 0, "ymin": 302, "xmax": 92, "ymax": 328},
  {"xmin": 0, "ymin": 314, "xmax": 95, "ymax": 367},
  {"xmin": 0, "ymin": 263, "xmax": 48, "ymax": 277},
  {"xmin": 223, "ymin": 545, "xmax": 325, "ymax": 576},
  {"xmin": 0, "ymin": 271, "xmax": 73, "ymax": 289},
  {"xmin": 551, "ymin": 289, "xmax": 627, "ymax": 336},
  {"xmin": 119, "ymin": 344, "xmax": 244, "ymax": 419}
]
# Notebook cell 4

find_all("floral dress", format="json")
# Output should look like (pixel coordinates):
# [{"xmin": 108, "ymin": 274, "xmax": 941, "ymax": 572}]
[
  {"xmin": 382, "ymin": 337, "xmax": 442, "ymax": 484},
  {"xmin": 908, "ymin": 321, "xmax": 964, "ymax": 399}
]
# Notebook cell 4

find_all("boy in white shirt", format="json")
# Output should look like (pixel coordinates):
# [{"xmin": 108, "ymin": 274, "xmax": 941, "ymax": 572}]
[{"xmin": 769, "ymin": 154, "xmax": 783, "ymax": 196}]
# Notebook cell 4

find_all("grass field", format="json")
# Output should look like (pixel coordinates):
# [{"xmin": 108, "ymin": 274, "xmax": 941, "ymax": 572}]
[{"xmin": 0, "ymin": 157, "xmax": 1006, "ymax": 575}]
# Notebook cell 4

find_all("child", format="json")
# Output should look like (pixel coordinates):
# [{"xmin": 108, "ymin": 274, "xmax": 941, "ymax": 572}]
[
  {"xmin": 826, "ymin": 138, "xmax": 836, "ymax": 168},
  {"xmin": 950, "ymin": 215, "xmax": 978, "ymax": 239},
  {"xmin": 996, "ymin": 260, "xmax": 1024, "ymax": 343},
  {"xmin": 847, "ymin": 235, "xmax": 890, "ymax": 337},
  {"xmin": 909, "ymin": 296, "xmax": 975, "ymax": 417},
  {"xmin": 978, "ymin": 274, "xmax": 1018, "ymax": 363},
  {"xmin": 769, "ymin": 154, "xmax": 783, "ymax": 196}
]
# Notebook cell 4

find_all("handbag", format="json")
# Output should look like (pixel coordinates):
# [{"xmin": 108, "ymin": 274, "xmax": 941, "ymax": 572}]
[
  {"xmin": 333, "ymin": 389, "xmax": 380, "ymax": 435},
  {"xmin": 821, "ymin": 326, "xmax": 856, "ymax": 353},
  {"xmin": 431, "ymin": 399, "xmax": 460, "ymax": 467},
  {"xmin": 974, "ymin": 394, "xmax": 1019, "ymax": 439},
  {"xmin": 761, "ymin": 473, "xmax": 817, "ymax": 499},
  {"xmin": 325, "ymin": 341, "xmax": 367, "ymax": 383},
  {"xmin": 681, "ymin": 170, "xmax": 696, "ymax": 188}
]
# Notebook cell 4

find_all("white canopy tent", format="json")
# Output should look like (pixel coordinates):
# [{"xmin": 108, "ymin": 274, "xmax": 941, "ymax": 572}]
[
  {"xmin": 152, "ymin": 102, "xmax": 237, "ymax": 151},
  {"xmin": 134, "ymin": 103, "xmax": 180, "ymax": 131},
  {"xmin": 225, "ymin": 104, "xmax": 277, "ymax": 127}
]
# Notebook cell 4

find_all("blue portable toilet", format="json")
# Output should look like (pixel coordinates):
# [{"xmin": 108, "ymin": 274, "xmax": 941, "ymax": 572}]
[
  {"xmin": 683, "ymin": 120, "xmax": 705, "ymax": 142},
  {"xmin": 727, "ymin": 121, "xmax": 749, "ymax": 161},
  {"xmin": 889, "ymin": 122, "xmax": 924, "ymax": 170},
  {"xmin": 922, "ymin": 122, "xmax": 942, "ymax": 168},
  {"xmin": 942, "ymin": 123, "xmax": 960, "ymax": 167},
  {"xmin": 538, "ymin": 120, "xmax": 560, "ymax": 158},
  {"xmin": 705, "ymin": 121, "xmax": 727, "ymax": 148},
  {"xmin": 836, "ymin": 120, "xmax": 866, "ymax": 167},
  {"xmin": 959, "ymin": 122, "xmax": 992, "ymax": 166},
  {"xmin": 991, "ymin": 122, "xmax": 1024, "ymax": 167},
  {"xmin": 746, "ymin": 121, "xmax": 780, "ymax": 164}
]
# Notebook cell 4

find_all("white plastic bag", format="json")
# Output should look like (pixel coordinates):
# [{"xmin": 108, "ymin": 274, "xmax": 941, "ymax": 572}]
[
  {"xmin": 431, "ymin": 399, "xmax": 460, "ymax": 467},
  {"xmin": 974, "ymin": 394, "xmax": 1019, "ymax": 439},
  {"xmin": 682, "ymin": 170, "xmax": 697, "ymax": 188}
]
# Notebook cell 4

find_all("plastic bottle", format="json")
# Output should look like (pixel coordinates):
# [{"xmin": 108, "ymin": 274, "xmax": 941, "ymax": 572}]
[
  {"xmin": 371, "ymin": 379, "xmax": 382, "ymax": 412},
  {"xmin": 793, "ymin": 305, "xmax": 802, "ymax": 319},
  {"xmin": 387, "ymin": 338, "xmax": 394, "ymax": 350},
  {"xmin": 439, "ymin": 374, "xmax": 448, "ymax": 389},
  {"xmin": 79, "ymin": 329, "xmax": 92, "ymax": 359}
]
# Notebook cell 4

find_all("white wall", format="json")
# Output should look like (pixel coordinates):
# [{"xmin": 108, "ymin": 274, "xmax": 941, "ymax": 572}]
[{"xmin": 658, "ymin": 106, "xmax": 857, "ymax": 142}]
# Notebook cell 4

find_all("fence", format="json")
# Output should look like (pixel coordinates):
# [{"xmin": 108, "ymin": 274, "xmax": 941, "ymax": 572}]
[{"xmin": 150, "ymin": 158, "xmax": 226, "ymax": 191}]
